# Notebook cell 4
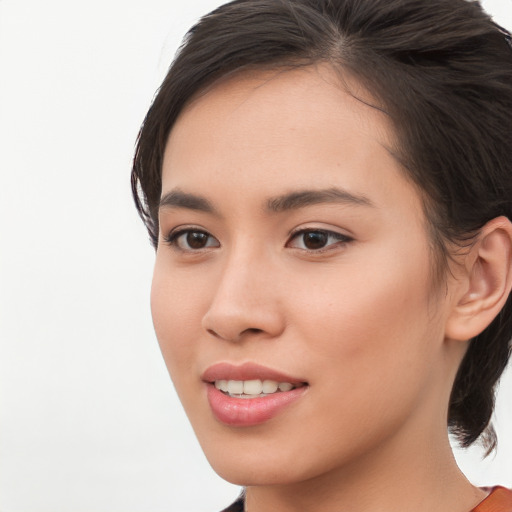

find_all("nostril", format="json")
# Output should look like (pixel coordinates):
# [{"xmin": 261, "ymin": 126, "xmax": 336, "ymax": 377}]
[
  {"xmin": 242, "ymin": 328, "xmax": 264, "ymax": 336},
  {"xmin": 202, "ymin": 302, "xmax": 284, "ymax": 341},
  {"xmin": 206, "ymin": 326, "xmax": 264, "ymax": 342}
]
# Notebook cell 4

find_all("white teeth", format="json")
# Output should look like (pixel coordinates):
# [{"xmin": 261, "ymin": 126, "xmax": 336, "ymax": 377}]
[
  {"xmin": 243, "ymin": 379, "xmax": 263, "ymax": 395},
  {"xmin": 262, "ymin": 380, "xmax": 279, "ymax": 393},
  {"xmin": 214, "ymin": 379, "xmax": 297, "ymax": 396},
  {"xmin": 227, "ymin": 380, "xmax": 244, "ymax": 394},
  {"xmin": 215, "ymin": 380, "xmax": 229, "ymax": 392}
]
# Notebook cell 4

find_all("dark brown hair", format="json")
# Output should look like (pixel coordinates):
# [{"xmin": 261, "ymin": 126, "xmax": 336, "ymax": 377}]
[{"xmin": 131, "ymin": 0, "xmax": 512, "ymax": 451}]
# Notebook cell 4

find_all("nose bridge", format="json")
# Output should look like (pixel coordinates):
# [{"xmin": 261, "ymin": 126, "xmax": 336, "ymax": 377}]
[{"xmin": 201, "ymin": 238, "xmax": 283, "ymax": 342}]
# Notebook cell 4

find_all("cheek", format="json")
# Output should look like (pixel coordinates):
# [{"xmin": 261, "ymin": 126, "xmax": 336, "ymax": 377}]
[
  {"xmin": 287, "ymin": 248, "xmax": 440, "ymax": 397},
  {"xmin": 271, "ymin": 260, "xmax": 444, "ymax": 467},
  {"xmin": 150, "ymin": 259, "xmax": 207, "ymax": 378}
]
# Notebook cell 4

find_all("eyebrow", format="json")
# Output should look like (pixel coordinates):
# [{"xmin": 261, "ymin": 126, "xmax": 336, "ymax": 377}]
[
  {"xmin": 159, "ymin": 190, "xmax": 217, "ymax": 214},
  {"xmin": 266, "ymin": 187, "xmax": 374, "ymax": 212},
  {"xmin": 158, "ymin": 187, "xmax": 374, "ymax": 215}
]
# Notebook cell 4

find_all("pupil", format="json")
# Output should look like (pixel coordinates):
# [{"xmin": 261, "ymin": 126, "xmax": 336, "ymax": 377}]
[
  {"xmin": 304, "ymin": 231, "xmax": 327, "ymax": 249},
  {"xmin": 187, "ymin": 232, "xmax": 208, "ymax": 249}
]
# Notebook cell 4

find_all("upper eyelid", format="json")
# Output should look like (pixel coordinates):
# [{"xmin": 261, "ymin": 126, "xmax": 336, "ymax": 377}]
[
  {"xmin": 163, "ymin": 226, "xmax": 352, "ymax": 238},
  {"xmin": 162, "ymin": 225, "xmax": 353, "ymax": 249},
  {"xmin": 288, "ymin": 226, "xmax": 354, "ymax": 239},
  {"xmin": 164, "ymin": 224, "xmax": 211, "ymax": 237},
  {"xmin": 286, "ymin": 228, "xmax": 354, "ymax": 252},
  {"xmin": 163, "ymin": 227, "xmax": 220, "ymax": 251},
  {"xmin": 163, "ymin": 226, "xmax": 214, "ymax": 240}
]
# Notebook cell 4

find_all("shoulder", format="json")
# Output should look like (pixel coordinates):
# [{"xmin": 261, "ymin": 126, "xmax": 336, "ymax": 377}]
[
  {"xmin": 219, "ymin": 488, "xmax": 512, "ymax": 512},
  {"xmin": 472, "ymin": 487, "xmax": 512, "ymax": 512}
]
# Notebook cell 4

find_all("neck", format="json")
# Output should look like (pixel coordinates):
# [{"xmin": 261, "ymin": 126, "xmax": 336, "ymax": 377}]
[{"xmin": 244, "ymin": 428, "xmax": 485, "ymax": 512}]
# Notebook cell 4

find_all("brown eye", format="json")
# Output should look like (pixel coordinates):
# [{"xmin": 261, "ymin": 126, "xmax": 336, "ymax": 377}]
[
  {"xmin": 303, "ymin": 231, "xmax": 328, "ymax": 250},
  {"xmin": 165, "ymin": 229, "xmax": 220, "ymax": 251},
  {"xmin": 287, "ymin": 229, "xmax": 352, "ymax": 252},
  {"xmin": 186, "ymin": 231, "xmax": 209, "ymax": 249}
]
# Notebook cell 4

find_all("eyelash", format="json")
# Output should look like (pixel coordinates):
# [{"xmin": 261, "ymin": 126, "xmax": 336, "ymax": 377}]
[
  {"xmin": 287, "ymin": 228, "xmax": 353, "ymax": 252},
  {"xmin": 163, "ymin": 228, "xmax": 219, "ymax": 251},
  {"xmin": 163, "ymin": 227, "xmax": 353, "ymax": 253}
]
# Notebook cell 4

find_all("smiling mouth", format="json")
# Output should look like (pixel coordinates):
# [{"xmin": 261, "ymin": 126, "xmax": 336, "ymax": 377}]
[
  {"xmin": 204, "ymin": 364, "xmax": 309, "ymax": 425},
  {"xmin": 213, "ymin": 379, "xmax": 306, "ymax": 398}
]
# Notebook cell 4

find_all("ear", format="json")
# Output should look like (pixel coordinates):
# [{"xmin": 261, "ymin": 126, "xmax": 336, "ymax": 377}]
[{"xmin": 445, "ymin": 216, "xmax": 512, "ymax": 342}]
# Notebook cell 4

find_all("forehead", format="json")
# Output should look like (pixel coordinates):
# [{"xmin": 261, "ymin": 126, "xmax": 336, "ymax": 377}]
[
  {"xmin": 166, "ymin": 65, "xmax": 394, "ymax": 158},
  {"xmin": 161, "ymin": 65, "xmax": 419, "ymax": 216}
]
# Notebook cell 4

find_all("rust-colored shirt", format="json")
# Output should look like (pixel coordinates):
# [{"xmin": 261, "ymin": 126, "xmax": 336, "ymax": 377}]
[
  {"xmin": 222, "ymin": 486, "xmax": 512, "ymax": 512},
  {"xmin": 472, "ymin": 487, "xmax": 512, "ymax": 512}
]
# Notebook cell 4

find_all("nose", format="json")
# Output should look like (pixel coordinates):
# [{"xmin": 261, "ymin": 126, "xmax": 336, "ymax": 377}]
[{"xmin": 201, "ymin": 250, "xmax": 285, "ymax": 343}]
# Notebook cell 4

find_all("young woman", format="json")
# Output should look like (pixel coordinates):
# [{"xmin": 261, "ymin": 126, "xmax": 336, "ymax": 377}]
[{"xmin": 131, "ymin": 0, "xmax": 512, "ymax": 510}]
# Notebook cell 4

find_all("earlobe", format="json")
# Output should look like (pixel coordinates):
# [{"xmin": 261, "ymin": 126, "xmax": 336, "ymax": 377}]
[{"xmin": 445, "ymin": 216, "xmax": 512, "ymax": 342}]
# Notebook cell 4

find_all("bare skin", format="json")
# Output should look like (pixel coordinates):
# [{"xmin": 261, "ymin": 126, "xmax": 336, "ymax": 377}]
[{"xmin": 151, "ymin": 65, "xmax": 512, "ymax": 512}]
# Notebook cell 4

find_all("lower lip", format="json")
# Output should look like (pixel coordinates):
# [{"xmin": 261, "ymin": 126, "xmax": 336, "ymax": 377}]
[{"xmin": 206, "ymin": 384, "xmax": 307, "ymax": 427}]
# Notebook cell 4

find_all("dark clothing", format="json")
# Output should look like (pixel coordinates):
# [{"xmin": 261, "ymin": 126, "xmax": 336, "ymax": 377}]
[{"xmin": 220, "ymin": 497, "xmax": 243, "ymax": 512}]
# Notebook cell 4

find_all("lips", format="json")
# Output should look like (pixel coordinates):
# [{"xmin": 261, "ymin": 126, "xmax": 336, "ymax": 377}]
[
  {"xmin": 202, "ymin": 362, "xmax": 306, "ymax": 384},
  {"xmin": 202, "ymin": 362, "xmax": 308, "ymax": 426}
]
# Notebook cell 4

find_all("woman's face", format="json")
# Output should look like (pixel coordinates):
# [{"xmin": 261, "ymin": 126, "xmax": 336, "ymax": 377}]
[{"xmin": 151, "ymin": 66, "xmax": 456, "ymax": 485}]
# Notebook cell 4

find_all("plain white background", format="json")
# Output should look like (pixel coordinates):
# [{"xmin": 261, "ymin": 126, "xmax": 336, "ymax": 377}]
[{"xmin": 0, "ymin": 1, "xmax": 511, "ymax": 511}]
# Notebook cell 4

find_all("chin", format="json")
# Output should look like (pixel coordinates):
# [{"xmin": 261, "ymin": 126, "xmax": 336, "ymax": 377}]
[
  {"xmin": 209, "ymin": 457, "xmax": 310, "ymax": 487},
  {"xmin": 195, "ymin": 427, "xmax": 312, "ymax": 486},
  {"xmin": 195, "ymin": 426, "xmax": 353, "ymax": 489}
]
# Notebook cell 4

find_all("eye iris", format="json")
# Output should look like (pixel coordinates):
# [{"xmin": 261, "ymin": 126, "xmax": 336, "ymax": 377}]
[
  {"xmin": 187, "ymin": 232, "xmax": 208, "ymax": 249},
  {"xmin": 304, "ymin": 231, "xmax": 327, "ymax": 249}
]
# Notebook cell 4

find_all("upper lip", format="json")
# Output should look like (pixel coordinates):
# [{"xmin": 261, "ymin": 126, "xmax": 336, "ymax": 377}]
[{"xmin": 202, "ymin": 362, "xmax": 307, "ymax": 384}]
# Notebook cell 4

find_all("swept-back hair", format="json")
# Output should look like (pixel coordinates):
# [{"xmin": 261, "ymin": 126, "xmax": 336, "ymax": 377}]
[{"xmin": 132, "ymin": 0, "xmax": 512, "ymax": 451}]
